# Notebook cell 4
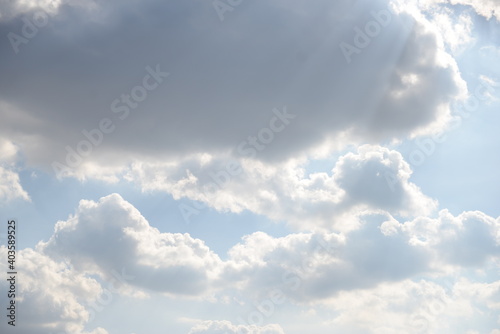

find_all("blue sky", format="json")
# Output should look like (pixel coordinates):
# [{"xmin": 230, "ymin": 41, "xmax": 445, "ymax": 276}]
[{"xmin": 1, "ymin": 0, "xmax": 500, "ymax": 333}]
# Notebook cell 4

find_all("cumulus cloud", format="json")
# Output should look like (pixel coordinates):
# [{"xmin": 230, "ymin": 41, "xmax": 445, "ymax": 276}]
[
  {"xmin": 33, "ymin": 193, "xmax": 426, "ymax": 303},
  {"xmin": 324, "ymin": 278, "xmax": 500, "ymax": 334},
  {"xmin": 0, "ymin": 0, "xmax": 466, "ymax": 180},
  {"xmin": 0, "ymin": 138, "xmax": 30, "ymax": 202},
  {"xmin": 332, "ymin": 145, "xmax": 437, "ymax": 216},
  {"xmin": 0, "ymin": 138, "xmax": 19, "ymax": 163},
  {"xmin": 6, "ymin": 193, "xmax": 498, "ymax": 332},
  {"xmin": 128, "ymin": 145, "xmax": 436, "ymax": 231},
  {"xmin": 0, "ymin": 247, "xmax": 107, "ymax": 334},
  {"xmin": 412, "ymin": 0, "xmax": 500, "ymax": 20},
  {"xmin": 31, "ymin": 193, "xmax": 500, "ymax": 307},
  {"xmin": 400, "ymin": 209, "xmax": 500, "ymax": 267},
  {"xmin": 449, "ymin": 0, "xmax": 500, "ymax": 20},
  {"xmin": 0, "ymin": 166, "xmax": 30, "ymax": 202},
  {"xmin": 39, "ymin": 193, "xmax": 222, "ymax": 296},
  {"xmin": 221, "ymin": 218, "xmax": 431, "ymax": 303},
  {"xmin": 188, "ymin": 320, "xmax": 284, "ymax": 334},
  {"xmin": 417, "ymin": 4, "xmax": 474, "ymax": 54},
  {"xmin": 1, "ymin": 0, "xmax": 498, "ymax": 332},
  {"xmin": 219, "ymin": 210, "xmax": 500, "ymax": 303}
]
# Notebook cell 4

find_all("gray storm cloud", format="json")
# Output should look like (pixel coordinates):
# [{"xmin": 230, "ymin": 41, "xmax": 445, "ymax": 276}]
[{"xmin": 0, "ymin": 0, "xmax": 466, "ymax": 179}]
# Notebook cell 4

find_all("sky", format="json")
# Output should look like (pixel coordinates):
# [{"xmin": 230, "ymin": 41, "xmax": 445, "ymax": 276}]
[{"xmin": 0, "ymin": 0, "xmax": 500, "ymax": 333}]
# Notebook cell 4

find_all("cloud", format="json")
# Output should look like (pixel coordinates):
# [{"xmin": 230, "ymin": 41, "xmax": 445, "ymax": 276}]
[
  {"xmin": 0, "ymin": 0, "xmax": 498, "ymax": 332},
  {"xmin": 327, "ymin": 279, "xmax": 452, "ymax": 334},
  {"xmin": 0, "ymin": 138, "xmax": 19, "ymax": 163},
  {"xmin": 420, "ymin": 5, "xmax": 474, "ymax": 54},
  {"xmin": 0, "ymin": 166, "xmax": 30, "ymax": 202},
  {"xmin": 400, "ymin": 209, "xmax": 500, "ymax": 267},
  {"xmin": 31, "ymin": 194, "xmax": 429, "ymax": 304},
  {"xmin": 188, "ymin": 320, "xmax": 284, "ymax": 334},
  {"xmin": 0, "ymin": 0, "xmax": 104, "ymax": 23},
  {"xmin": 323, "ymin": 278, "xmax": 500, "ymax": 334},
  {"xmin": 32, "ymin": 192, "xmax": 500, "ymax": 307},
  {"xmin": 0, "ymin": 247, "xmax": 108, "ymax": 334},
  {"xmin": 413, "ymin": 0, "xmax": 500, "ymax": 21},
  {"xmin": 449, "ymin": 0, "xmax": 500, "ymax": 20},
  {"xmin": 129, "ymin": 145, "xmax": 437, "ymax": 231},
  {"xmin": 0, "ymin": 0, "xmax": 60, "ymax": 22},
  {"xmin": 332, "ymin": 145, "xmax": 437, "ymax": 216},
  {"xmin": 221, "ymin": 216, "xmax": 432, "ymax": 303},
  {"xmin": 219, "ymin": 210, "xmax": 500, "ymax": 303},
  {"xmin": 0, "ymin": 138, "xmax": 30, "ymax": 202},
  {"xmin": 39, "ymin": 193, "xmax": 223, "ymax": 296},
  {"xmin": 0, "ymin": 0, "xmax": 466, "ymax": 180},
  {"xmin": 7, "ymin": 193, "xmax": 499, "ymax": 333}
]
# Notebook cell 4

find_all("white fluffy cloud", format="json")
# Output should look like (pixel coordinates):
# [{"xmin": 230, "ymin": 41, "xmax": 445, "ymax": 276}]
[
  {"xmin": 188, "ymin": 320, "xmax": 284, "ymax": 334},
  {"xmin": 0, "ymin": 247, "xmax": 107, "ymax": 334},
  {"xmin": 448, "ymin": 0, "xmax": 500, "ymax": 20},
  {"xmin": 332, "ymin": 146, "xmax": 437, "ymax": 216},
  {"xmin": 323, "ymin": 278, "xmax": 500, "ymax": 334},
  {"xmin": 39, "ymin": 193, "xmax": 223, "ymax": 296},
  {"xmin": 221, "ymin": 219, "xmax": 430, "ymax": 303},
  {"xmin": 413, "ymin": 2, "xmax": 474, "ymax": 54},
  {"xmin": 35, "ymin": 193, "xmax": 499, "ymax": 304},
  {"xmin": 219, "ymin": 210, "xmax": 499, "ymax": 303},
  {"xmin": 0, "ymin": 166, "xmax": 30, "ymax": 202},
  {"xmin": 128, "ymin": 145, "xmax": 437, "ymax": 231},
  {"xmin": 400, "ymin": 209, "xmax": 500, "ymax": 267},
  {"xmin": 0, "ymin": 138, "xmax": 30, "ymax": 203},
  {"xmin": 4, "ymin": 193, "xmax": 498, "ymax": 332},
  {"xmin": 409, "ymin": 0, "xmax": 500, "ymax": 44},
  {"xmin": 0, "ymin": 138, "xmax": 18, "ymax": 163}
]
